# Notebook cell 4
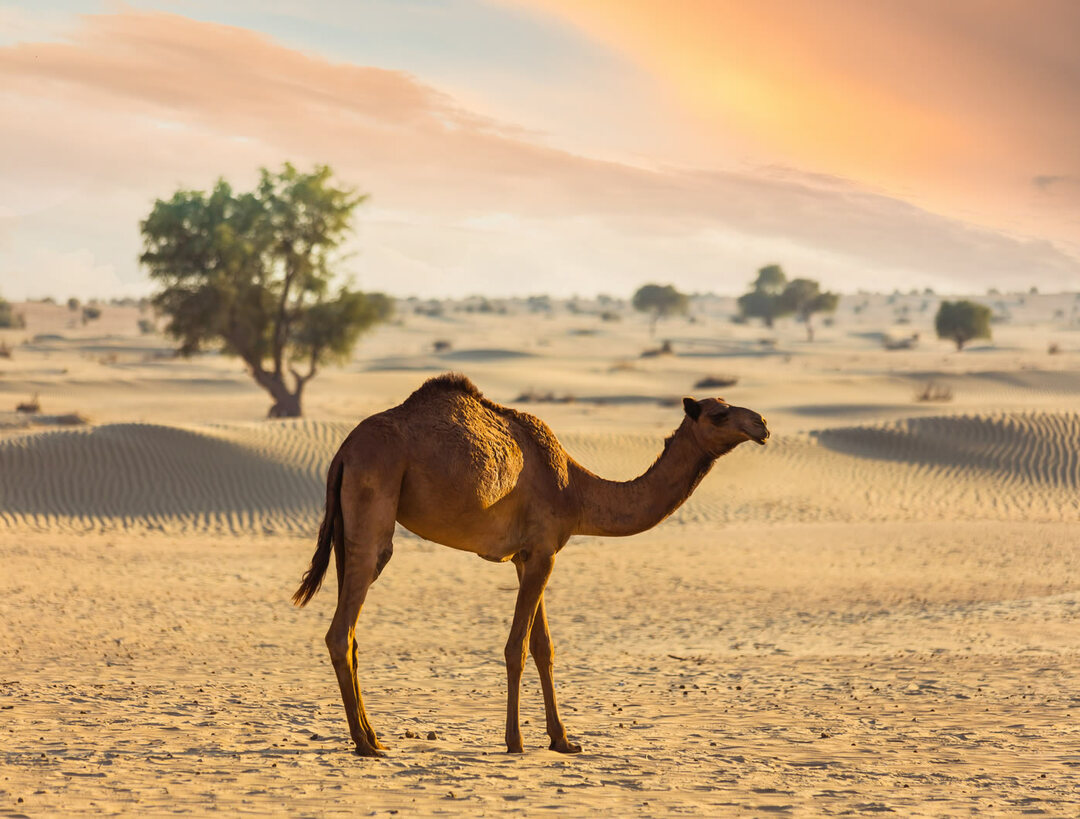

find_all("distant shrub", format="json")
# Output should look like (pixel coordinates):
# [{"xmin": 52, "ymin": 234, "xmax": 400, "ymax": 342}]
[
  {"xmin": 0, "ymin": 297, "xmax": 25, "ymax": 329},
  {"xmin": 694, "ymin": 375, "xmax": 738, "ymax": 390},
  {"xmin": 884, "ymin": 333, "xmax": 919, "ymax": 351},
  {"xmin": 137, "ymin": 318, "xmax": 156, "ymax": 334},
  {"xmin": 914, "ymin": 382, "xmax": 953, "ymax": 402},
  {"xmin": 513, "ymin": 389, "xmax": 575, "ymax": 404},
  {"xmin": 16, "ymin": 393, "xmax": 41, "ymax": 413},
  {"xmin": 81, "ymin": 305, "xmax": 102, "ymax": 323},
  {"xmin": 640, "ymin": 340, "xmax": 674, "ymax": 358},
  {"xmin": 414, "ymin": 302, "xmax": 444, "ymax": 317},
  {"xmin": 67, "ymin": 297, "xmax": 80, "ymax": 311},
  {"xmin": 432, "ymin": 339, "xmax": 452, "ymax": 352},
  {"xmin": 526, "ymin": 295, "xmax": 552, "ymax": 313}
]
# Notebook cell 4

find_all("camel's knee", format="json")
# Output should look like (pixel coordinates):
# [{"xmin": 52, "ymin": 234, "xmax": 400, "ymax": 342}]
[
  {"xmin": 504, "ymin": 641, "xmax": 527, "ymax": 674},
  {"xmin": 530, "ymin": 637, "xmax": 553, "ymax": 666},
  {"xmin": 325, "ymin": 627, "xmax": 351, "ymax": 663}
]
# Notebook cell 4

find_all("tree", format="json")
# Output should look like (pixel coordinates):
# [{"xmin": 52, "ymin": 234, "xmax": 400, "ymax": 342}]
[
  {"xmin": 0, "ymin": 295, "xmax": 24, "ymax": 329},
  {"xmin": 780, "ymin": 278, "xmax": 838, "ymax": 341},
  {"xmin": 632, "ymin": 283, "xmax": 688, "ymax": 336},
  {"xmin": 140, "ymin": 163, "xmax": 392, "ymax": 417},
  {"xmin": 67, "ymin": 297, "xmax": 80, "ymax": 311},
  {"xmin": 935, "ymin": 300, "xmax": 992, "ymax": 351},
  {"xmin": 737, "ymin": 264, "xmax": 793, "ymax": 328}
]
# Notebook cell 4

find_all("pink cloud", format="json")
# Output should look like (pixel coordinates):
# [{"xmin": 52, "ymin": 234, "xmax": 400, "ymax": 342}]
[{"xmin": 0, "ymin": 9, "xmax": 1077, "ymax": 299}]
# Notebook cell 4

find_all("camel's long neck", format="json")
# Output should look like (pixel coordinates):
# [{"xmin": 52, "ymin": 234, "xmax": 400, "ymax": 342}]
[{"xmin": 571, "ymin": 420, "xmax": 718, "ymax": 537}]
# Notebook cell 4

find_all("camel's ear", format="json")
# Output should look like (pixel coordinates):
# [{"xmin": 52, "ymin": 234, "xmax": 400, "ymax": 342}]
[{"xmin": 682, "ymin": 397, "xmax": 702, "ymax": 420}]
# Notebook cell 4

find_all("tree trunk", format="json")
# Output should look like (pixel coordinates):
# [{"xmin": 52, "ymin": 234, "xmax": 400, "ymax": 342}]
[
  {"xmin": 268, "ymin": 391, "xmax": 302, "ymax": 418},
  {"xmin": 251, "ymin": 366, "xmax": 304, "ymax": 417},
  {"xmin": 805, "ymin": 317, "xmax": 814, "ymax": 342}
]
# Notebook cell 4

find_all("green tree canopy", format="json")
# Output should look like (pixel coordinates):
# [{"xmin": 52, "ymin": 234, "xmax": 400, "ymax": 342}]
[
  {"xmin": 935, "ymin": 300, "xmax": 992, "ymax": 351},
  {"xmin": 632, "ymin": 283, "xmax": 688, "ymax": 336},
  {"xmin": 140, "ymin": 163, "xmax": 392, "ymax": 417},
  {"xmin": 737, "ymin": 264, "xmax": 793, "ymax": 328},
  {"xmin": 780, "ymin": 277, "xmax": 839, "ymax": 341}
]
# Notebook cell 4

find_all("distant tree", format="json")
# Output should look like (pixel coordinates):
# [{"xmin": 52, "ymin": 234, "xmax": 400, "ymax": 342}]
[
  {"xmin": 737, "ymin": 264, "xmax": 792, "ymax": 328},
  {"xmin": 935, "ymin": 300, "xmax": 992, "ymax": 351},
  {"xmin": 780, "ymin": 278, "xmax": 838, "ymax": 341},
  {"xmin": 67, "ymin": 297, "xmax": 80, "ymax": 311},
  {"xmin": 632, "ymin": 283, "xmax": 688, "ymax": 336},
  {"xmin": 0, "ymin": 295, "xmax": 25, "ymax": 329},
  {"xmin": 81, "ymin": 305, "xmax": 101, "ymax": 324},
  {"xmin": 140, "ymin": 163, "xmax": 392, "ymax": 417}
]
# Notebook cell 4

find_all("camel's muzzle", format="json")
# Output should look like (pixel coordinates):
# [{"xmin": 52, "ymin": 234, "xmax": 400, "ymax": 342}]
[{"xmin": 751, "ymin": 416, "xmax": 769, "ymax": 445}]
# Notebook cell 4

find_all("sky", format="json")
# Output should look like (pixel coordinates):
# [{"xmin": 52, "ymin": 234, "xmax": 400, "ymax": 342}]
[{"xmin": 1, "ymin": 0, "xmax": 1078, "ymax": 300}]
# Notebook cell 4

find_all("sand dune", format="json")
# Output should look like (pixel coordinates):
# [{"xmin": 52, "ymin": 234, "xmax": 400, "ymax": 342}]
[
  {"xmin": 0, "ymin": 421, "xmax": 347, "ymax": 534},
  {"xmin": 2, "ymin": 410, "xmax": 1077, "ymax": 535},
  {"xmin": 816, "ymin": 412, "xmax": 1080, "ymax": 486}
]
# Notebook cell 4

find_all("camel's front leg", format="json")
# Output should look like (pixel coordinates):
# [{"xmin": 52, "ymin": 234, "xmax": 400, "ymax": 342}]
[
  {"xmin": 504, "ymin": 550, "xmax": 554, "ymax": 753},
  {"xmin": 529, "ymin": 595, "xmax": 581, "ymax": 753}
]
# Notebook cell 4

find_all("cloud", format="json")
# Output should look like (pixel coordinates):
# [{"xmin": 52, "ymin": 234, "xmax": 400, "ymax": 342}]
[
  {"xmin": 0, "ymin": 9, "xmax": 1077, "ymax": 300},
  {"xmin": 508, "ymin": 0, "xmax": 1080, "ymax": 245}
]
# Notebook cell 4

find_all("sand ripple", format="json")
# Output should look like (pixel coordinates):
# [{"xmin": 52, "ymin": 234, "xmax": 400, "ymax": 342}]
[{"xmin": 2, "ymin": 412, "xmax": 1077, "ymax": 534}]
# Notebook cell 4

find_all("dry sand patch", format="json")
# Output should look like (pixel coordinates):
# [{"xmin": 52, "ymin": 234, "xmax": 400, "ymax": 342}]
[
  {"xmin": 2, "ymin": 523, "xmax": 1079, "ymax": 815},
  {"xmin": 3, "ymin": 304, "xmax": 1080, "ymax": 814}
]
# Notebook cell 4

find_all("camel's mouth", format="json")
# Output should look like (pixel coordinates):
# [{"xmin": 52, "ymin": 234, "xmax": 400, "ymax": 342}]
[{"xmin": 749, "ymin": 421, "xmax": 770, "ymax": 446}]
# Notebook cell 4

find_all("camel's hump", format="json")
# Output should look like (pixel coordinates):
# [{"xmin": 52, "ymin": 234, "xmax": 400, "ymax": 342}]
[
  {"xmin": 402, "ymin": 372, "xmax": 569, "ymax": 490},
  {"xmin": 406, "ymin": 372, "xmax": 484, "ymax": 403}
]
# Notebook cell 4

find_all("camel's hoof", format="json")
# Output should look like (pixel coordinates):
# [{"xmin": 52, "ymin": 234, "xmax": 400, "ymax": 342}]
[
  {"xmin": 353, "ymin": 743, "xmax": 386, "ymax": 758},
  {"xmin": 506, "ymin": 744, "xmax": 525, "ymax": 754},
  {"xmin": 550, "ymin": 739, "xmax": 583, "ymax": 754}
]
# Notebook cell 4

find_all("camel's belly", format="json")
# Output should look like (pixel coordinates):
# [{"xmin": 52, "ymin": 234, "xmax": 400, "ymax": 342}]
[{"xmin": 396, "ymin": 503, "xmax": 524, "ymax": 561}]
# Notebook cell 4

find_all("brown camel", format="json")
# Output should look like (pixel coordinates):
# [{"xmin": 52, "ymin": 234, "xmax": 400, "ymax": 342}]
[{"xmin": 293, "ymin": 373, "xmax": 769, "ymax": 756}]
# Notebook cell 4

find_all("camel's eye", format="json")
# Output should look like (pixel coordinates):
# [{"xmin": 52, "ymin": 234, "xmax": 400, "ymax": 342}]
[{"xmin": 708, "ymin": 407, "xmax": 730, "ymax": 424}]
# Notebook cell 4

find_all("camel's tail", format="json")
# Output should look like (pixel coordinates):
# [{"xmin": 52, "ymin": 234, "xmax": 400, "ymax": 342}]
[{"xmin": 292, "ymin": 458, "xmax": 344, "ymax": 607}]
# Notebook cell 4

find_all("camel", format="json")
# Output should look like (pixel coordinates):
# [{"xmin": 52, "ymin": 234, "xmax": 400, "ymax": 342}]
[{"xmin": 293, "ymin": 373, "xmax": 769, "ymax": 756}]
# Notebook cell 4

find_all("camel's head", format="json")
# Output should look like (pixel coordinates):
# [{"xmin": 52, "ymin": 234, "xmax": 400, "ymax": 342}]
[{"xmin": 682, "ymin": 396, "xmax": 769, "ymax": 453}]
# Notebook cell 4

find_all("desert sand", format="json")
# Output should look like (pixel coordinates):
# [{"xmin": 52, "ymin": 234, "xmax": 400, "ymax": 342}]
[{"xmin": 2, "ymin": 294, "xmax": 1079, "ymax": 816}]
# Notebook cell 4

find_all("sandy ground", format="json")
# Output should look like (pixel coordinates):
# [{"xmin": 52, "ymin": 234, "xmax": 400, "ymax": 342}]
[{"xmin": 2, "ymin": 295, "xmax": 1079, "ymax": 815}]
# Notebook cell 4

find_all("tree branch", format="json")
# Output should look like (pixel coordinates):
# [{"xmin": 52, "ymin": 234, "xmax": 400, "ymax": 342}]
[{"xmin": 289, "ymin": 345, "xmax": 320, "ymax": 393}]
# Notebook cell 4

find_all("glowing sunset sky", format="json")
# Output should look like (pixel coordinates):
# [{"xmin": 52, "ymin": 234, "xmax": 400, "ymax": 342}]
[{"xmin": 1, "ymin": 0, "xmax": 1078, "ymax": 299}]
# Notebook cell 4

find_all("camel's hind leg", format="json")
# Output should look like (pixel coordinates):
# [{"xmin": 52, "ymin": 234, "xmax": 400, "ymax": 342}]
[
  {"xmin": 529, "ymin": 595, "xmax": 581, "ymax": 754},
  {"xmin": 325, "ymin": 472, "xmax": 397, "ymax": 757}
]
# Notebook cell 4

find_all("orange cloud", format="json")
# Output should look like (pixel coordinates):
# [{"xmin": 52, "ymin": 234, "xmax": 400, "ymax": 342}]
[
  {"xmin": 0, "ymin": 9, "xmax": 1077, "ymax": 299},
  {"xmin": 508, "ymin": 0, "xmax": 1080, "ymax": 244}
]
